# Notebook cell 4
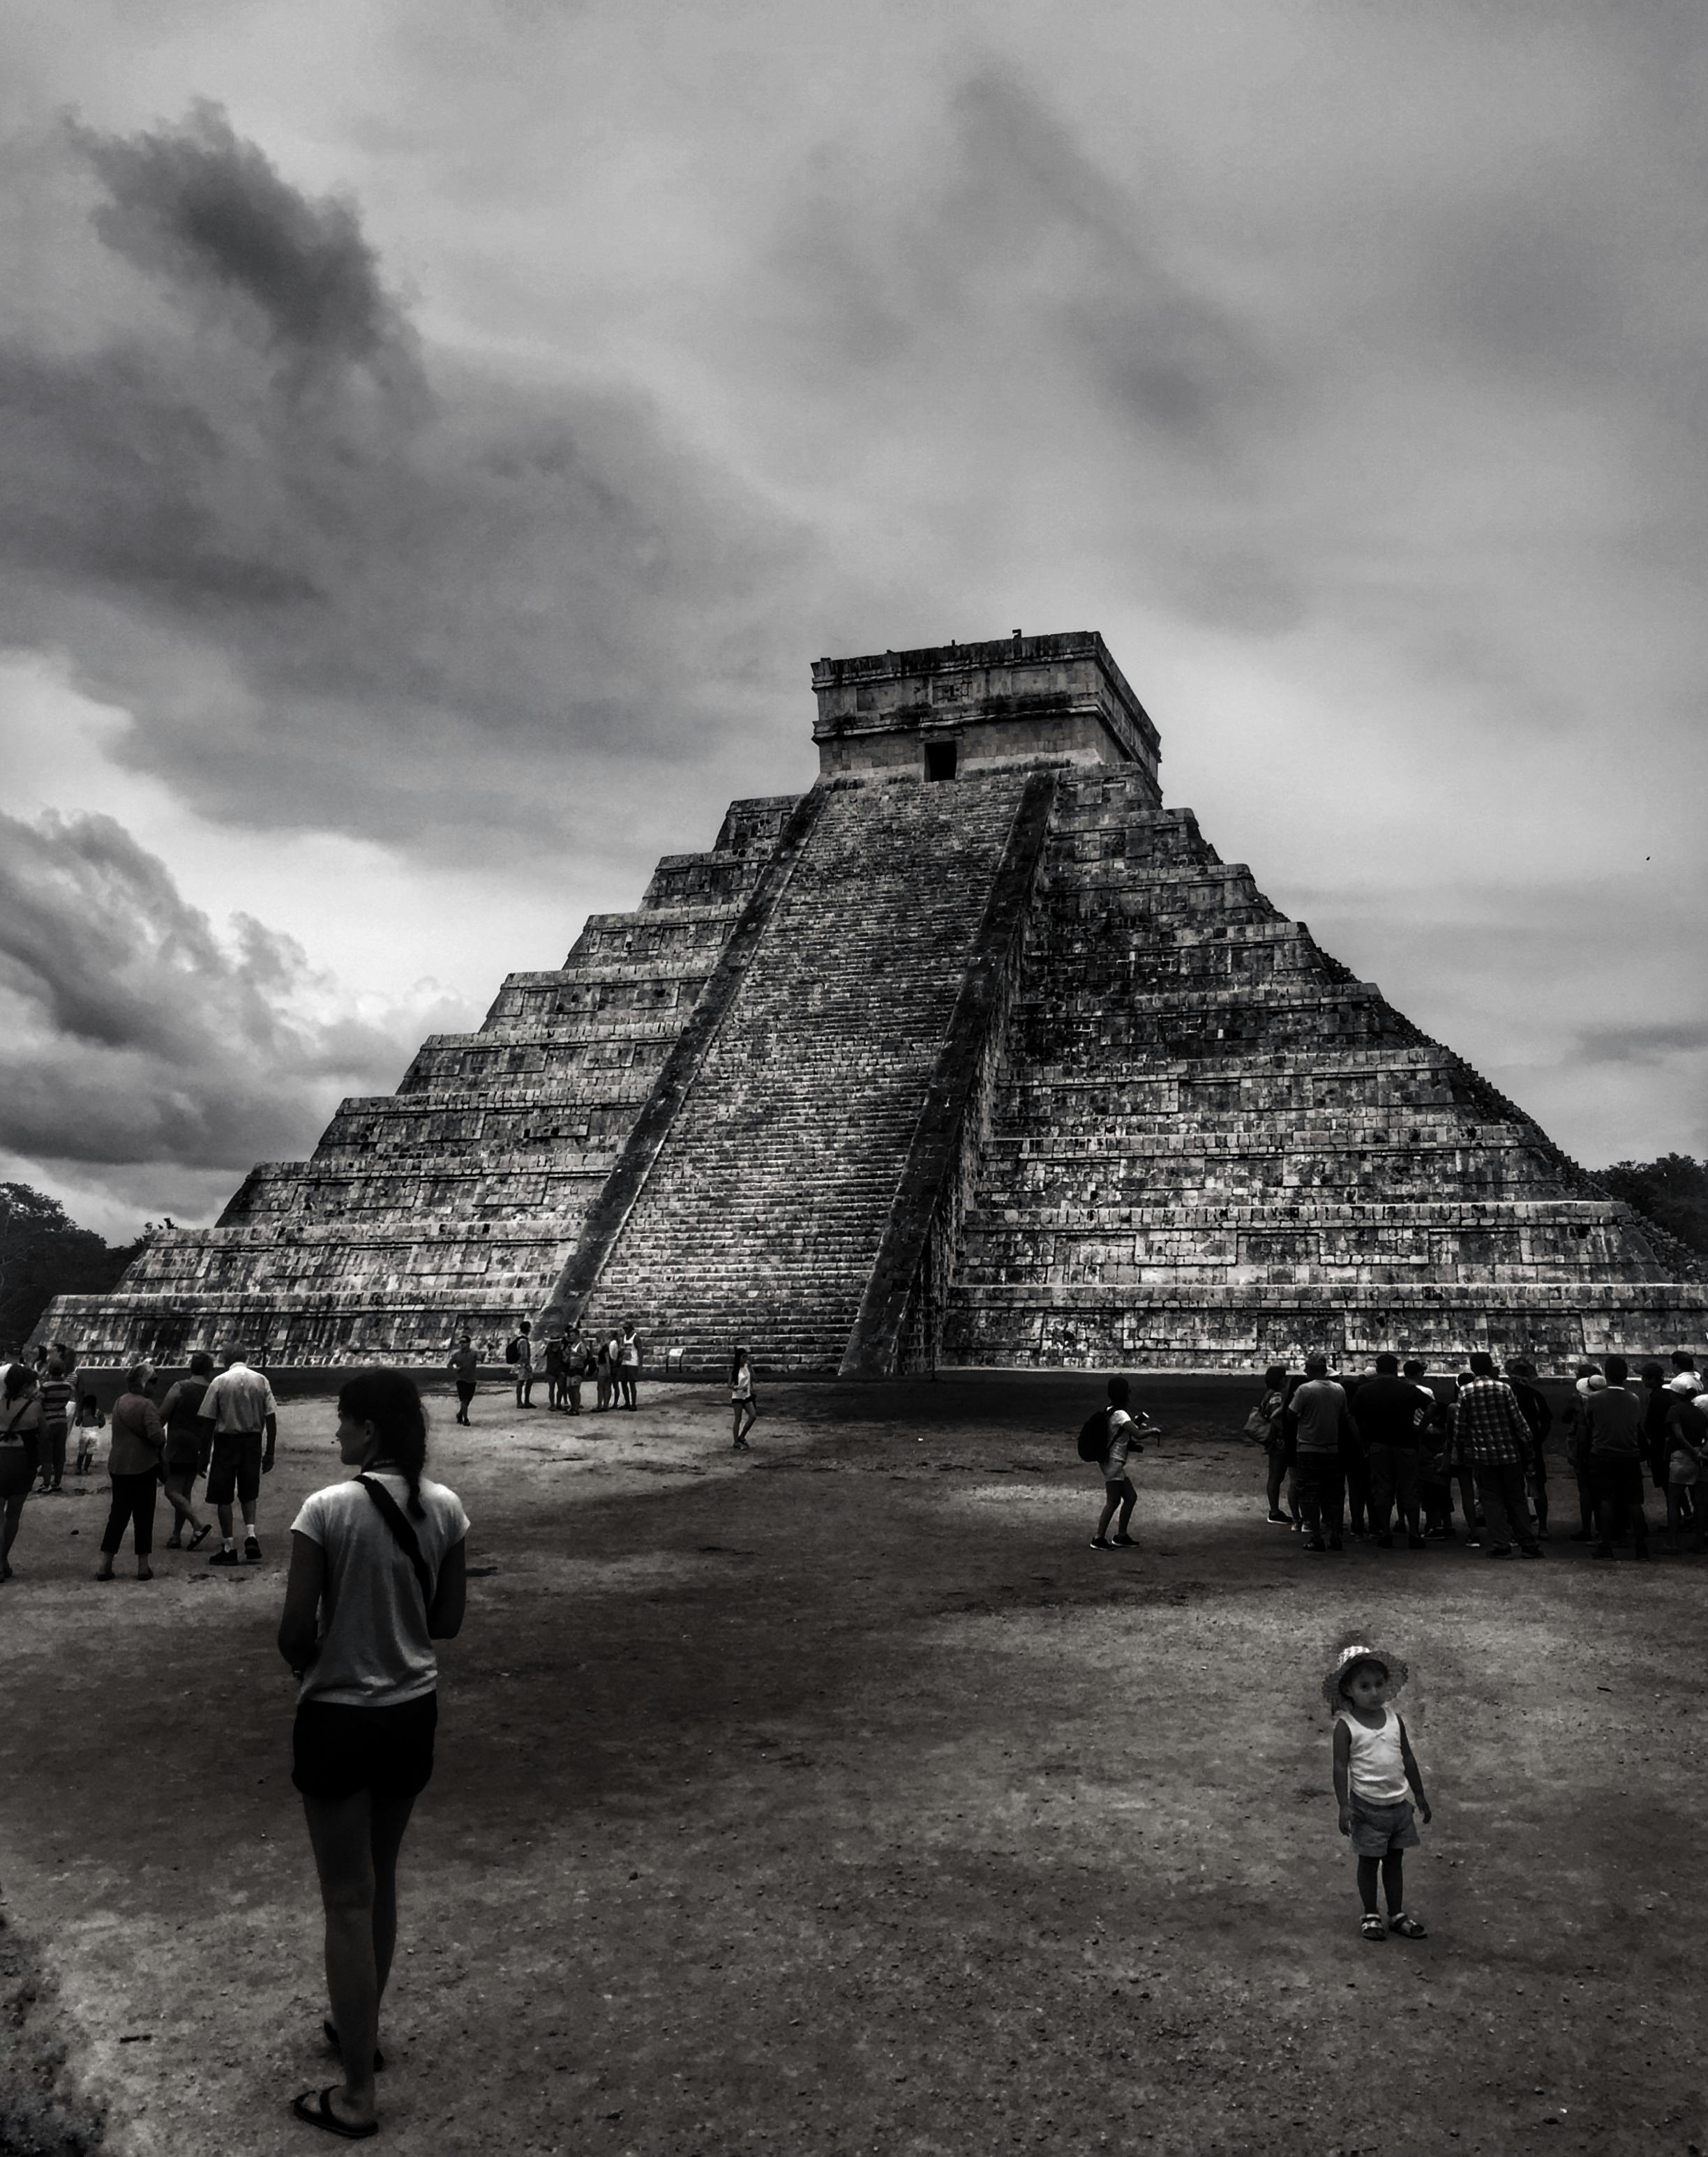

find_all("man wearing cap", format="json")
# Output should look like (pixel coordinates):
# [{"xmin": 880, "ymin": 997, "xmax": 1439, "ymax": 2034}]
[
  {"xmin": 1454, "ymin": 1353, "xmax": 1543, "ymax": 1558},
  {"xmin": 197, "ymin": 1349, "xmax": 278, "ymax": 1565}
]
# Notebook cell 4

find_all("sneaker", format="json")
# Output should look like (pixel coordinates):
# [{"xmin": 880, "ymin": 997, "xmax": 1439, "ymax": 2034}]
[
  {"xmin": 244, "ymin": 1536, "xmax": 262, "ymax": 1563},
  {"xmin": 1303, "ymin": 1538, "xmax": 1326, "ymax": 1553},
  {"xmin": 1089, "ymin": 1537, "xmax": 1114, "ymax": 1550},
  {"xmin": 1111, "ymin": 1534, "xmax": 1137, "ymax": 1547},
  {"xmin": 1266, "ymin": 1511, "xmax": 1291, "ymax": 1525},
  {"xmin": 1520, "ymin": 1546, "xmax": 1543, "ymax": 1559},
  {"xmin": 1407, "ymin": 1534, "xmax": 1428, "ymax": 1549},
  {"xmin": 1464, "ymin": 1538, "xmax": 1482, "ymax": 1551},
  {"xmin": 209, "ymin": 1547, "xmax": 241, "ymax": 1567},
  {"xmin": 1486, "ymin": 1545, "xmax": 1513, "ymax": 1558}
]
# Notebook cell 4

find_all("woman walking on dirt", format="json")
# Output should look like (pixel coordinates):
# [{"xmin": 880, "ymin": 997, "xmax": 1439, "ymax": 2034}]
[
  {"xmin": 1248, "ymin": 1364, "xmax": 1290, "ymax": 1524},
  {"xmin": 731, "ymin": 1346, "xmax": 757, "ymax": 1450},
  {"xmin": 278, "ymin": 1369, "xmax": 467, "ymax": 2142},
  {"xmin": 94, "ymin": 1364, "xmax": 165, "ymax": 1581},
  {"xmin": 1328, "ymin": 1642, "xmax": 1431, "ymax": 1943},
  {"xmin": 160, "ymin": 1353, "xmax": 216, "ymax": 1550},
  {"xmin": 0, "ymin": 1366, "xmax": 42, "ymax": 1581}
]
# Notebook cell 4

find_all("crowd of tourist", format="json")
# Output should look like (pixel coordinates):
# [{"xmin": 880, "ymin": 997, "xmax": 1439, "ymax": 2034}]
[
  {"xmin": 460, "ymin": 1321, "xmax": 645, "ymax": 1418},
  {"xmin": 1238, "ymin": 1348, "xmax": 1707, "ymax": 1560},
  {"xmin": 0, "ymin": 1343, "xmax": 280, "ymax": 1584}
]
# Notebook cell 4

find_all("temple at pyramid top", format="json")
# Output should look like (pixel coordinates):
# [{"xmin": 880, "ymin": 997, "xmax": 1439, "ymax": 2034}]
[
  {"xmin": 38, "ymin": 630, "xmax": 1708, "ymax": 1374},
  {"xmin": 811, "ymin": 631, "xmax": 1162, "ymax": 786}
]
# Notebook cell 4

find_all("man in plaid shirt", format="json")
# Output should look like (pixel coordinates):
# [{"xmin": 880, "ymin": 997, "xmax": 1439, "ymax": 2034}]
[{"xmin": 1453, "ymin": 1352, "xmax": 1543, "ymax": 1558}]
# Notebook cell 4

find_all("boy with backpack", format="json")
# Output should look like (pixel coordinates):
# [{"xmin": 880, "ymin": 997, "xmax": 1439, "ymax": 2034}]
[{"xmin": 1082, "ymin": 1376, "xmax": 1154, "ymax": 1549}]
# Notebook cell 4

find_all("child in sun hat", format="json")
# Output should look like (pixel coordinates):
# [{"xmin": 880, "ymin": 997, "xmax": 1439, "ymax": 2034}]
[{"xmin": 1326, "ymin": 1641, "xmax": 1432, "ymax": 1942}]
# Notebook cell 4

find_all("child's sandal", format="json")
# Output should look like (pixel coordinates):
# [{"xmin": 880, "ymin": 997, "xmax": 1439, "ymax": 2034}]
[
  {"xmin": 1360, "ymin": 1913, "xmax": 1386, "ymax": 1941},
  {"xmin": 1388, "ymin": 1912, "xmax": 1428, "ymax": 1939}
]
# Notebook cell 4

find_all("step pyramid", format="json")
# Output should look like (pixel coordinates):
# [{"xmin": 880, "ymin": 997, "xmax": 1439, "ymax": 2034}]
[{"xmin": 41, "ymin": 632, "xmax": 1707, "ymax": 1372}]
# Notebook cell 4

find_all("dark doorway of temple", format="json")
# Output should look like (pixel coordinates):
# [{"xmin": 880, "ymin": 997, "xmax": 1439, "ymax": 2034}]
[{"xmin": 924, "ymin": 739, "xmax": 957, "ymax": 781}]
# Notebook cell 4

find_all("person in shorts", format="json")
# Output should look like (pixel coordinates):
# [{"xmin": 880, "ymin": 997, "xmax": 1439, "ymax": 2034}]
[
  {"xmin": 277, "ymin": 1369, "xmax": 468, "ymax": 2141},
  {"xmin": 1088, "ymin": 1376, "xmax": 1150, "ymax": 1549},
  {"xmin": 160, "ymin": 1353, "xmax": 216, "ymax": 1550},
  {"xmin": 198, "ymin": 1350, "xmax": 278, "ymax": 1565},
  {"xmin": 1328, "ymin": 1642, "xmax": 1431, "ymax": 1943},
  {"xmin": 447, "ymin": 1335, "xmax": 479, "ymax": 1425}
]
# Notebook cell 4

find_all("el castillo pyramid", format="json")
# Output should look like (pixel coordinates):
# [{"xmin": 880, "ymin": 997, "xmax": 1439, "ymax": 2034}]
[{"xmin": 43, "ymin": 633, "xmax": 1707, "ymax": 1373}]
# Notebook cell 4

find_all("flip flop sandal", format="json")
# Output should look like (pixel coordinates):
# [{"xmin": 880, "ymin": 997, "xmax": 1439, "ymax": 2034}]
[
  {"xmin": 324, "ymin": 2020, "xmax": 385, "ymax": 2070},
  {"xmin": 1388, "ymin": 1913, "xmax": 1428, "ymax": 1939},
  {"xmin": 190, "ymin": 1523, "xmax": 214, "ymax": 1549},
  {"xmin": 1360, "ymin": 1913, "xmax": 1387, "ymax": 1941},
  {"xmin": 291, "ymin": 2088, "xmax": 377, "ymax": 2140}
]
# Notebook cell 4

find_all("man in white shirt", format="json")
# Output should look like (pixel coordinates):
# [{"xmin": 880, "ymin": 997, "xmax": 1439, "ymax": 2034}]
[
  {"xmin": 1667, "ymin": 1351, "xmax": 1703, "ymax": 1395},
  {"xmin": 197, "ymin": 1351, "xmax": 279, "ymax": 1564}
]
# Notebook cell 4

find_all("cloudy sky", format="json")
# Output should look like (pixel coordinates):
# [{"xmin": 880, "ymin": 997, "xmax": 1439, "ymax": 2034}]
[{"xmin": 3, "ymin": 0, "xmax": 1705, "ymax": 1237}]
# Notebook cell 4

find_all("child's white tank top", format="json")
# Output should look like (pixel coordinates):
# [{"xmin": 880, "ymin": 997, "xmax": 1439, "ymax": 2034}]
[{"xmin": 1340, "ymin": 1702, "xmax": 1409, "ymax": 1804}]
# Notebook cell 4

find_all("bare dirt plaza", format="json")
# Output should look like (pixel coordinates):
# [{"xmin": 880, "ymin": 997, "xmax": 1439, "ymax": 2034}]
[{"xmin": 2, "ymin": 1374, "xmax": 1702, "ymax": 2157}]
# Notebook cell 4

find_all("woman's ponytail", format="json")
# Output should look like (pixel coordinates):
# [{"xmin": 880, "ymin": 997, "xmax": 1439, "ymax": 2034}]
[{"xmin": 337, "ymin": 1367, "xmax": 429, "ymax": 1519}]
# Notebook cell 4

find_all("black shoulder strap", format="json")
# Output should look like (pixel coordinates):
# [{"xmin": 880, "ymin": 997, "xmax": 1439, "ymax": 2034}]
[{"xmin": 357, "ymin": 1475, "xmax": 435, "ymax": 1608}]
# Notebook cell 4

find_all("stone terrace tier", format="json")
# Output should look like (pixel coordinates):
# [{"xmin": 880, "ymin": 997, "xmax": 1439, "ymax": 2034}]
[
  {"xmin": 938, "ymin": 770, "xmax": 1707, "ymax": 1369},
  {"xmin": 45, "ymin": 799, "xmax": 805, "ymax": 1364}
]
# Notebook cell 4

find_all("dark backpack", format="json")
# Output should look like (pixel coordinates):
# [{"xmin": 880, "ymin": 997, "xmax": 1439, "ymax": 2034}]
[
  {"xmin": 1077, "ymin": 1407, "xmax": 1113, "ymax": 1462},
  {"xmin": 505, "ymin": 1336, "xmax": 522, "ymax": 1365}
]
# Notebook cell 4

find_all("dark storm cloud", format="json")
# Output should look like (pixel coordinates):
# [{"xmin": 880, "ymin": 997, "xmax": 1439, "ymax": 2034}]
[
  {"xmin": 0, "ymin": 105, "xmax": 811, "ymax": 857},
  {"xmin": 0, "ymin": 809, "xmax": 456, "ymax": 1171},
  {"xmin": 77, "ymin": 99, "xmax": 414, "ymax": 383}
]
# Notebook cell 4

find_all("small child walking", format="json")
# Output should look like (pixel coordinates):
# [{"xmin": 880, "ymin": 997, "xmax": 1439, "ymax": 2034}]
[
  {"xmin": 70, "ymin": 1393, "xmax": 105, "ymax": 1479},
  {"xmin": 1326, "ymin": 1641, "xmax": 1432, "ymax": 1942}
]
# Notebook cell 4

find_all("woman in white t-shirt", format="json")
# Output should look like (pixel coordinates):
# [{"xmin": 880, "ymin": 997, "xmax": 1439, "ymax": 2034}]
[{"xmin": 278, "ymin": 1370, "xmax": 468, "ymax": 2142}]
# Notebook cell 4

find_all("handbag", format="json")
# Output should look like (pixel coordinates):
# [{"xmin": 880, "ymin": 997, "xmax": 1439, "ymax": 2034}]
[{"xmin": 357, "ymin": 1475, "xmax": 436, "ymax": 1608}]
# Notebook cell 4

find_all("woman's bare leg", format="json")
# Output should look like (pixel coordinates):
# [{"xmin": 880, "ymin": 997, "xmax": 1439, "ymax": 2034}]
[
  {"xmin": 0, "ymin": 1492, "xmax": 26, "ymax": 1578},
  {"xmin": 367, "ymin": 1791, "xmax": 417, "ymax": 2008},
  {"xmin": 302, "ymin": 1792, "xmax": 381, "ymax": 2128}
]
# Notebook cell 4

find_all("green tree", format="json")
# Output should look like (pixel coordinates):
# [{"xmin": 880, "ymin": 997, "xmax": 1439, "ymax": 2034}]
[
  {"xmin": 1597, "ymin": 1154, "xmax": 1708, "ymax": 1259},
  {"xmin": 0, "ymin": 1183, "xmax": 147, "ymax": 1353}
]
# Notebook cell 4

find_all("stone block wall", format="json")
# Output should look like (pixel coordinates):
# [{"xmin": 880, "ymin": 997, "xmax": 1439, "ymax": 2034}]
[
  {"xmin": 41, "ymin": 799, "xmax": 805, "ymax": 1364},
  {"xmin": 938, "ymin": 770, "xmax": 1707, "ymax": 1369}
]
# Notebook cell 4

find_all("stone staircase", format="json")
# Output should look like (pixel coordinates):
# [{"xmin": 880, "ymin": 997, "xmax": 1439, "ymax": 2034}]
[
  {"xmin": 938, "ymin": 770, "xmax": 1705, "ymax": 1369},
  {"xmin": 568, "ymin": 771, "xmax": 1037, "ymax": 1370}
]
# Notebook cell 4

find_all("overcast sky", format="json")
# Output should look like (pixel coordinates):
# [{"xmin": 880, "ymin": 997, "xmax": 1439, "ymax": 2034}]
[{"xmin": 3, "ymin": 0, "xmax": 1706, "ymax": 1238}]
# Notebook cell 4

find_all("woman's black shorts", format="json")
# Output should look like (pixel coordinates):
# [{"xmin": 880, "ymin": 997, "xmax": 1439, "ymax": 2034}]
[{"xmin": 292, "ymin": 1692, "xmax": 437, "ymax": 1802}]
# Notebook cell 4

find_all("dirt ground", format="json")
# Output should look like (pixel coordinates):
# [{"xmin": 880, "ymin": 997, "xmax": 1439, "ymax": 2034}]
[{"xmin": 0, "ymin": 1372, "xmax": 1703, "ymax": 2157}]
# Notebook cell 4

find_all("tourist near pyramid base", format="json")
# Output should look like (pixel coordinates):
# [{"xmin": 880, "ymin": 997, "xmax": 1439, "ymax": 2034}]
[{"xmin": 40, "ymin": 633, "xmax": 1708, "ymax": 1374}]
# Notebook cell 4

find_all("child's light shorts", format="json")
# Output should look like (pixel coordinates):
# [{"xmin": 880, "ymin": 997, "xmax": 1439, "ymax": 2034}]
[{"xmin": 1348, "ymin": 1792, "xmax": 1421, "ymax": 1856}]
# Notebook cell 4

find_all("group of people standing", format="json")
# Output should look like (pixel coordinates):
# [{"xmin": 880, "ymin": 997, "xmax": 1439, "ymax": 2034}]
[
  {"xmin": 446, "ymin": 1321, "xmax": 643, "ymax": 1421},
  {"xmin": 0, "ymin": 1346, "xmax": 280, "ymax": 1582},
  {"xmin": 1246, "ymin": 1348, "xmax": 1706, "ymax": 1561}
]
